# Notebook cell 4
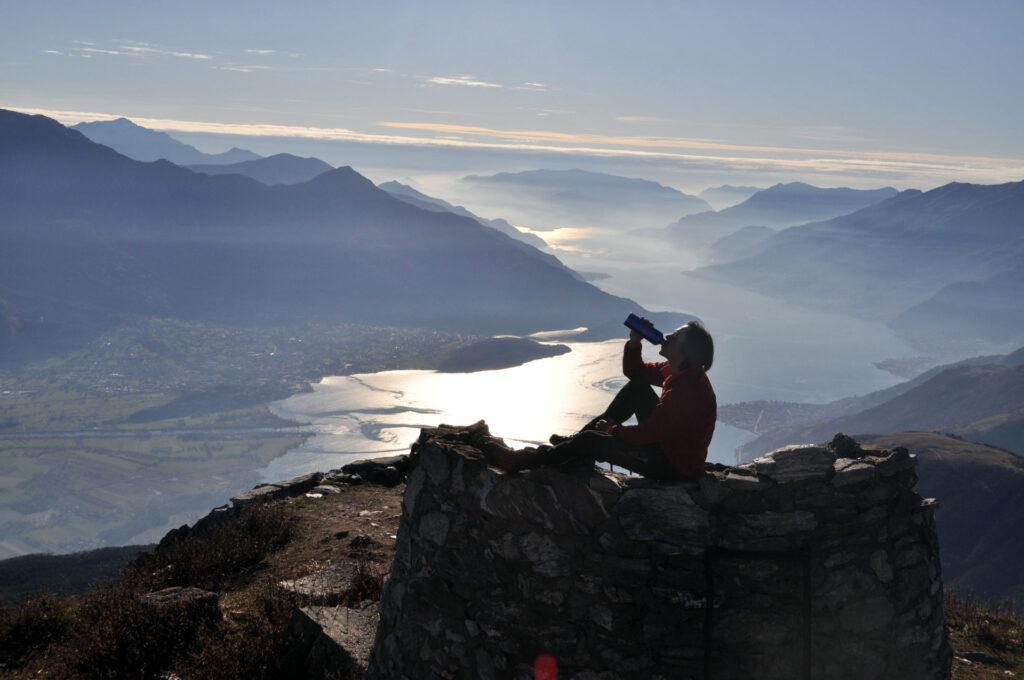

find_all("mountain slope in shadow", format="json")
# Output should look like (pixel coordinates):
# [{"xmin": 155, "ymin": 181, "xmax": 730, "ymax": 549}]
[{"xmin": 1, "ymin": 110, "xmax": 691, "ymax": 360}]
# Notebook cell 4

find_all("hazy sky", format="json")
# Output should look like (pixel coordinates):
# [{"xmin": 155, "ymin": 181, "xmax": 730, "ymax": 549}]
[{"xmin": 3, "ymin": 1, "xmax": 1022, "ymax": 189}]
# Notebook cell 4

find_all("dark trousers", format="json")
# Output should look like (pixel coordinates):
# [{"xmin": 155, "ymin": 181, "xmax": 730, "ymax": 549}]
[{"xmin": 542, "ymin": 379, "xmax": 683, "ymax": 482}]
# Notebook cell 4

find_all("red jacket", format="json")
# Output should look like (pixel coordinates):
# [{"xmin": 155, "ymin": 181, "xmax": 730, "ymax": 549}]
[{"xmin": 608, "ymin": 341, "xmax": 717, "ymax": 477}]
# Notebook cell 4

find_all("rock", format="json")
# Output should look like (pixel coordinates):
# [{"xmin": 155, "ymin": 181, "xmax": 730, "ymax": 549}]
[
  {"xmin": 139, "ymin": 586, "xmax": 221, "ymax": 629},
  {"xmin": 832, "ymin": 458, "xmax": 877, "ymax": 487},
  {"xmin": 349, "ymin": 534, "xmax": 378, "ymax": 551},
  {"xmin": 285, "ymin": 604, "xmax": 379, "ymax": 679},
  {"xmin": 828, "ymin": 432, "xmax": 866, "ymax": 459},
  {"xmin": 279, "ymin": 564, "xmax": 360, "ymax": 605},
  {"xmin": 275, "ymin": 471, "xmax": 324, "ymax": 495},
  {"xmin": 959, "ymin": 650, "xmax": 1010, "ymax": 667},
  {"xmin": 230, "ymin": 484, "xmax": 283, "ymax": 508},
  {"xmin": 341, "ymin": 455, "xmax": 409, "ymax": 486},
  {"xmin": 748, "ymin": 445, "xmax": 836, "ymax": 483},
  {"xmin": 324, "ymin": 472, "xmax": 363, "ymax": 486}
]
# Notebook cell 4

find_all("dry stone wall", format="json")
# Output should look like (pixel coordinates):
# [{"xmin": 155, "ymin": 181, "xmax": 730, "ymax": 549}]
[{"xmin": 367, "ymin": 424, "xmax": 951, "ymax": 680}]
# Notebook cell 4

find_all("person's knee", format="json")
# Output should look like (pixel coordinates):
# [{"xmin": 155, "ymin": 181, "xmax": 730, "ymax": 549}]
[{"xmin": 575, "ymin": 430, "xmax": 606, "ymax": 444}]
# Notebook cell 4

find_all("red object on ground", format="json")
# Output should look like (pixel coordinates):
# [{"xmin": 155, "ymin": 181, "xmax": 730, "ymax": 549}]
[
  {"xmin": 609, "ymin": 341, "xmax": 717, "ymax": 476},
  {"xmin": 534, "ymin": 654, "xmax": 558, "ymax": 680}
]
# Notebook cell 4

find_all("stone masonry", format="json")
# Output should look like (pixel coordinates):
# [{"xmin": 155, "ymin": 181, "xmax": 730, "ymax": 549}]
[{"xmin": 366, "ymin": 424, "xmax": 951, "ymax": 679}]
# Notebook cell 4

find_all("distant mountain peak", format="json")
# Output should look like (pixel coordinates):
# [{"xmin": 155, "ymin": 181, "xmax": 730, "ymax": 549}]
[{"xmin": 71, "ymin": 117, "xmax": 260, "ymax": 166}]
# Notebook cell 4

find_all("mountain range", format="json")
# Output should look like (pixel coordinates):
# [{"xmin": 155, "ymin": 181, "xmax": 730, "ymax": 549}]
[
  {"xmin": 0, "ymin": 109, "xmax": 688, "ymax": 362},
  {"xmin": 72, "ymin": 117, "xmax": 260, "ymax": 165},
  {"xmin": 378, "ymin": 180, "xmax": 548, "ymax": 249},
  {"xmin": 695, "ymin": 180, "xmax": 1024, "ymax": 344},
  {"xmin": 188, "ymin": 153, "xmax": 333, "ymax": 185},
  {"xmin": 461, "ymin": 168, "xmax": 712, "ymax": 230},
  {"xmin": 724, "ymin": 346, "xmax": 1024, "ymax": 460},
  {"xmin": 697, "ymin": 184, "xmax": 761, "ymax": 210},
  {"xmin": 666, "ymin": 182, "xmax": 898, "ymax": 251}
]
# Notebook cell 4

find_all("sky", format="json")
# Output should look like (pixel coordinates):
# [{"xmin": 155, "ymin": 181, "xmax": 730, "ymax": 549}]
[{"xmin": 2, "ymin": 0, "xmax": 1023, "ymax": 191}]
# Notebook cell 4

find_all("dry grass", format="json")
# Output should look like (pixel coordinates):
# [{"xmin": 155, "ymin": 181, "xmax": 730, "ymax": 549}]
[
  {"xmin": 947, "ymin": 590, "xmax": 1024, "ymax": 679},
  {"xmin": 0, "ymin": 503, "xmax": 298, "ymax": 679},
  {"xmin": 0, "ymin": 484, "xmax": 404, "ymax": 679},
  {"xmin": 136, "ymin": 503, "xmax": 295, "ymax": 592},
  {"xmin": 179, "ymin": 580, "xmax": 301, "ymax": 680}
]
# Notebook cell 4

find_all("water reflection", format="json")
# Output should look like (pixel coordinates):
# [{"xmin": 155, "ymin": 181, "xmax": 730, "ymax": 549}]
[{"xmin": 262, "ymin": 340, "xmax": 752, "ymax": 480}]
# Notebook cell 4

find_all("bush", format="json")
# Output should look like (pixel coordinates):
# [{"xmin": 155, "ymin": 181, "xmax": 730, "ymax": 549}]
[
  {"xmin": 136, "ymin": 503, "xmax": 294, "ymax": 592},
  {"xmin": 182, "ymin": 581, "xmax": 300, "ymax": 680},
  {"xmin": 1, "ymin": 503, "xmax": 297, "ymax": 677},
  {"xmin": 0, "ymin": 594, "xmax": 76, "ymax": 670},
  {"xmin": 52, "ymin": 584, "xmax": 218, "ymax": 679}
]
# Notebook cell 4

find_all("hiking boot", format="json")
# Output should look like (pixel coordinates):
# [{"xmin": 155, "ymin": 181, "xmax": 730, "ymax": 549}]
[{"xmin": 549, "ymin": 434, "xmax": 571, "ymax": 445}]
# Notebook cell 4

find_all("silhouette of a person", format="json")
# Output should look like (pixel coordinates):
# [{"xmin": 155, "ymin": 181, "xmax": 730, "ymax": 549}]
[{"xmin": 485, "ymin": 319, "xmax": 717, "ymax": 481}]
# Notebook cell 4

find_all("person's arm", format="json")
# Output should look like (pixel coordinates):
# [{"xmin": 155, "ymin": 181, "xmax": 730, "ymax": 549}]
[{"xmin": 622, "ymin": 339, "xmax": 666, "ymax": 387}]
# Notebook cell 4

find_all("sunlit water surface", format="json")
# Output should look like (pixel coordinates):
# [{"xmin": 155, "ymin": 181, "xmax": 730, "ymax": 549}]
[{"xmin": 263, "ymin": 340, "xmax": 753, "ymax": 480}]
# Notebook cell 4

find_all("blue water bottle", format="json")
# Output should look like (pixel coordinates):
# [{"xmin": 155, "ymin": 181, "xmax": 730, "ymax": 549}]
[{"xmin": 624, "ymin": 313, "xmax": 665, "ymax": 345}]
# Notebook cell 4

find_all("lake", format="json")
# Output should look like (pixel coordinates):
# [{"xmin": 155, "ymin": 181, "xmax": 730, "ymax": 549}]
[{"xmin": 263, "ymin": 268, "xmax": 920, "ymax": 480}]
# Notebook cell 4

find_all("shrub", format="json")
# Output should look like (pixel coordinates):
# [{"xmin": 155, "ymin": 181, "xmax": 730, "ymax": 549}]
[
  {"xmin": 0, "ymin": 594, "xmax": 76, "ymax": 670},
  {"xmin": 136, "ymin": 503, "xmax": 294, "ymax": 592}
]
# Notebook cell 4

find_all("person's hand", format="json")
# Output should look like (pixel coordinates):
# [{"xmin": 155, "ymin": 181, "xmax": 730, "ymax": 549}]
[
  {"xmin": 628, "ymin": 317, "xmax": 650, "ymax": 345},
  {"xmin": 592, "ymin": 418, "xmax": 613, "ymax": 433}
]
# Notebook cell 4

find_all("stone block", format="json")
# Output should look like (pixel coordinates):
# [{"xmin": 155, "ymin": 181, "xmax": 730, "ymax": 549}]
[
  {"xmin": 748, "ymin": 444, "xmax": 836, "ymax": 483},
  {"xmin": 230, "ymin": 484, "xmax": 282, "ymax": 508},
  {"xmin": 279, "ymin": 563, "xmax": 360, "ymax": 606},
  {"xmin": 341, "ymin": 454, "xmax": 409, "ymax": 486},
  {"xmin": 285, "ymin": 604, "xmax": 378, "ymax": 679}
]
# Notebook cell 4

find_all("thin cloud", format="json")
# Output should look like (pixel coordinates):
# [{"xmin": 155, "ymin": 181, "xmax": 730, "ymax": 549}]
[
  {"xmin": 616, "ymin": 115, "xmax": 673, "ymax": 124},
  {"xmin": 215, "ymin": 63, "xmax": 279, "ymax": 72},
  {"xmin": 42, "ymin": 50, "xmax": 64, "ymax": 56},
  {"xmin": 427, "ymin": 75, "xmax": 502, "ymax": 88},
  {"xmin": 514, "ymin": 82, "xmax": 549, "ymax": 91},
  {"xmin": 78, "ymin": 47, "xmax": 139, "ymax": 57},
  {"xmin": 7, "ymin": 104, "xmax": 1022, "ymax": 184},
  {"xmin": 245, "ymin": 49, "xmax": 275, "ymax": 55},
  {"xmin": 114, "ymin": 44, "xmax": 212, "ymax": 60},
  {"xmin": 65, "ymin": 40, "xmax": 212, "ymax": 61}
]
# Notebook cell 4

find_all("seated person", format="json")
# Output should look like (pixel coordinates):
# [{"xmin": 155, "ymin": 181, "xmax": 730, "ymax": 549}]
[{"xmin": 484, "ymin": 319, "xmax": 717, "ymax": 481}]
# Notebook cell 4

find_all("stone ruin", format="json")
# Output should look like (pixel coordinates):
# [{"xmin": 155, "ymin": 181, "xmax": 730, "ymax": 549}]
[{"xmin": 366, "ymin": 424, "xmax": 951, "ymax": 680}]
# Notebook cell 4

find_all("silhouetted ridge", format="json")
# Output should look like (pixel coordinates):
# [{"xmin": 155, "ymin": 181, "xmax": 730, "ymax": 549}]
[
  {"xmin": 189, "ymin": 153, "xmax": 334, "ymax": 185},
  {"xmin": 0, "ymin": 108, "xmax": 692, "ymax": 350},
  {"xmin": 72, "ymin": 116, "xmax": 260, "ymax": 165}
]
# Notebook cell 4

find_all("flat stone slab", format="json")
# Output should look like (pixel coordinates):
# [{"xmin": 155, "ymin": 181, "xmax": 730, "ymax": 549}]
[
  {"xmin": 749, "ymin": 445, "xmax": 836, "ymax": 483},
  {"xmin": 231, "ymin": 484, "xmax": 283, "ymax": 508},
  {"xmin": 275, "ymin": 471, "xmax": 324, "ymax": 495},
  {"xmin": 280, "ymin": 563, "xmax": 359, "ymax": 605}
]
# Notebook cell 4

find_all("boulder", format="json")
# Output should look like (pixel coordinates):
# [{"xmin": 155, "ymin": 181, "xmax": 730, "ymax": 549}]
[
  {"xmin": 279, "ymin": 563, "xmax": 360, "ymax": 606},
  {"xmin": 339, "ymin": 455, "xmax": 410, "ymax": 486},
  {"xmin": 284, "ymin": 604, "xmax": 379, "ymax": 679}
]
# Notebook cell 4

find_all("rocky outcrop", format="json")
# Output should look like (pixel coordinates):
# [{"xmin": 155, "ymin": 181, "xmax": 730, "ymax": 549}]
[{"xmin": 367, "ymin": 425, "xmax": 951, "ymax": 680}]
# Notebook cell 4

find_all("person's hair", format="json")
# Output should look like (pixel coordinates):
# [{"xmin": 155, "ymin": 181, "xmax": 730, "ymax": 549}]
[{"xmin": 682, "ymin": 321, "xmax": 714, "ymax": 371}]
